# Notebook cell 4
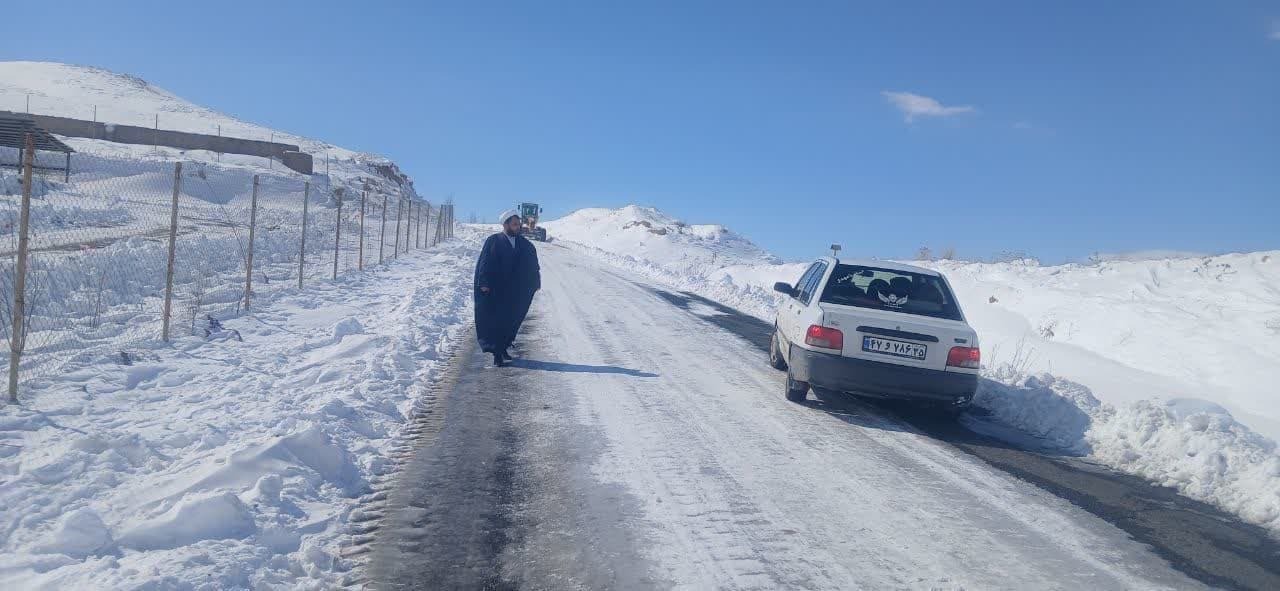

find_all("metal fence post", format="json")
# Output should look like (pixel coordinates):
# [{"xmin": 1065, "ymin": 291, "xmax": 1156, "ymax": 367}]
[
  {"xmin": 415, "ymin": 202, "xmax": 422, "ymax": 249},
  {"xmin": 333, "ymin": 188, "xmax": 344, "ymax": 280},
  {"xmin": 358, "ymin": 189, "xmax": 366, "ymax": 271},
  {"xmin": 244, "ymin": 175, "xmax": 259, "ymax": 310},
  {"xmin": 393, "ymin": 196, "xmax": 402, "ymax": 259},
  {"xmin": 298, "ymin": 181, "xmax": 309, "ymax": 290},
  {"xmin": 161, "ymin": 162, "xmax": 182, "ymax": 341},
  {"xmin": 434, "ymin": 205, "xmax": 443, "ymax": 245},
  {"xmin": 7, "ymin": 135, "xmax": 35, "ymax": 403},
  {"xmin": 379, "ymin": 193, "xmax": 388, "ymax": 264}
]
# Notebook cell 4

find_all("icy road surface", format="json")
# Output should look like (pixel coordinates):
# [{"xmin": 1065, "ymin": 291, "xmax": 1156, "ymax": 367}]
[{"xmin": 363, "ymin": 245, "xmax": 1273, "ymax": 590}]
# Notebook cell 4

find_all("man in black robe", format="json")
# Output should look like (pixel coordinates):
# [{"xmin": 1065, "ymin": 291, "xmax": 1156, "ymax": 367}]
[{"xmin": 474, "ymin": 210, "xmax": 541, "ymax": 366}]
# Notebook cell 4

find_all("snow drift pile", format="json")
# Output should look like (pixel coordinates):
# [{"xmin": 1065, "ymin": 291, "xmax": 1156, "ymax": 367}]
[
  {"xmin": 547, "ymin": 204, "xmax": 1280, "ymax": 535},
  {"xmin": 0, "ymin": 239, "xmax": 481, "ymax": 589}
]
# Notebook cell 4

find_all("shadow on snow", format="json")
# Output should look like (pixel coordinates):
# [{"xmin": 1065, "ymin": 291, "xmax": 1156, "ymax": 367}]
[{"xmin": 507, "ymin": 358, "xmax": 658, "ymax": 378}]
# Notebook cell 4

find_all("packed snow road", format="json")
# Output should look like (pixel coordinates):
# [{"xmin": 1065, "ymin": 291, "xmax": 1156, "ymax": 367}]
[{"xmin": 362, "ymin": 244, "xmax": 1278, "ymax": 590}]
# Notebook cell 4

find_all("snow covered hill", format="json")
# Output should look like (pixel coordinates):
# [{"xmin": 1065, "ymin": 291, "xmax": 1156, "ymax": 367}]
[
  {"xmin": 0, "ymin": 61, "xmax": 346, "ymax": 157},
  {"xmin": 0, "ymin": 61, "xmax": 410, "ymax": 195},
  {"xmin": 547, "ymin": 205, "xmax": 1280, "ymax": 534},
  {"xmin": 543, "ymin": 205, "xmax": 781, "ymax": 271}
]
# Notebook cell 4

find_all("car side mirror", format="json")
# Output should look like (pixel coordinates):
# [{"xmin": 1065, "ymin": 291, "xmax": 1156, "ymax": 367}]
[{"xmin": 773, "ymin": 282, "xmax": 795, "ymax": 296}]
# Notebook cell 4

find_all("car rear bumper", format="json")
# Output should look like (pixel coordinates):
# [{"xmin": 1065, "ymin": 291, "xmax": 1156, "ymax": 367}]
[{"xmin": 789, "ymin": 346, "xmax": 977, "ymax": 406}]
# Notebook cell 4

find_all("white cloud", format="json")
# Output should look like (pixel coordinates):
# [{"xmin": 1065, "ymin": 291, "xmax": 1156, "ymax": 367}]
[{"xmin": 881, "ymin": 91, "xmax": 976, "ymax": 123}]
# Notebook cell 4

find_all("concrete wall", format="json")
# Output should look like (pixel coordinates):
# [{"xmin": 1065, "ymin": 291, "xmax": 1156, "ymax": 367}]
[
  {"xmin": 1, "ymin": 111, "xmax": 314, "ymax": 175},
  {"xmin": 280, "ymin": 151, "xmax": 314, "ymax": 175}
]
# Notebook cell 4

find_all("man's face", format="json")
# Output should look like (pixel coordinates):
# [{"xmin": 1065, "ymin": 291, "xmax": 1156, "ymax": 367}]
[{"xmin": 504, "ymin": 217, "xmax": 521, "ymax": 235}]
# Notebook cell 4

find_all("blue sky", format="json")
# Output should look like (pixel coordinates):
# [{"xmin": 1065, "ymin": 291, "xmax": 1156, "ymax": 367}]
[{"xmin": 5, "ymin": 1, "xmax": 1278, "ymax": 262}]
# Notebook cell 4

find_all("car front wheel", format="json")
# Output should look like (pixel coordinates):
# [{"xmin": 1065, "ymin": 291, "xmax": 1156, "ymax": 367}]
[{"xmin": 769, "ymin": 331, "xmax": 788, "ymax": 371}]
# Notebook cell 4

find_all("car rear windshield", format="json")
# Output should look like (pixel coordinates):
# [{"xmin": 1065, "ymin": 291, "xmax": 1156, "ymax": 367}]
[{"xmin": 818, "ymin": 264, "xmax": 963, "ymax": 321}]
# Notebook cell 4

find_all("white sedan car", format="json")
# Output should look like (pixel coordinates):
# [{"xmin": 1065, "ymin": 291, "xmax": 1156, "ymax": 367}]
[{"xmin": 769, "ymin": 257, "xmax": 980, "ymax": 412}]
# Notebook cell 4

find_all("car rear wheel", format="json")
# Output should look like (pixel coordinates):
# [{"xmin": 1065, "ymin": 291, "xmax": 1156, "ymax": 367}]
[
  {"xmin": 768, "ymin": 331, "xmax": 787, "ymax": 370},
  {"xmin": 785, "ymin": 368, "xmax": 809, "ymax": 402}
]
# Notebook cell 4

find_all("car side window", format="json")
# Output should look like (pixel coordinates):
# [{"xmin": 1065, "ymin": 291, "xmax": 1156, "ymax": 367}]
[
  {"xmin": 792, "ymin": 263, "xmax": 820, "ymax": 300},
  {"xmin": 799, "ymin": 262, "xmax": 827, "ymax": 305}
]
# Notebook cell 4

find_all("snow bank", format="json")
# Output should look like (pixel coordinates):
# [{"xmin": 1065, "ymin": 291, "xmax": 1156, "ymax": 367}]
[
  {"xmin": 547, "ymin": 205, "xmax": 1280, "ymax": 536},
  {"xmin": 973, "ymin": 371, "xmax": 1099, "ymax": 453},
  {"xmin": 920, "ymin": 253, "xmax": 1280, "ymax": 440},
  {"xmin": 977, "ymin": 369, "xmax": 1280, "ymax": 534},
  {"xmin": 0, "ymin": 230, "xmax": 482, "ymax": 589}
]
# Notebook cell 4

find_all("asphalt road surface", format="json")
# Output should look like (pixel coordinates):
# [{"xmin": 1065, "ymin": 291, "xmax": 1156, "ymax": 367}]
[{"xmin": 360, "ymin": 244, "xmax": 1280, "ymax": 590}]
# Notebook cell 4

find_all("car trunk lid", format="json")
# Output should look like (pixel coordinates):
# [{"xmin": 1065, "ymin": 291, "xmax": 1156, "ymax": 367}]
[{"xmin": 818, "ymin": 303, "xmax": 975, "ymax": 371}]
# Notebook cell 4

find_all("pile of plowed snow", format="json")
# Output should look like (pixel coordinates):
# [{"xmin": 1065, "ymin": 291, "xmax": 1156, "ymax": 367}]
[{"xmin": 547, "ymin": 205, "xmax": 1280, "ymax": 535}]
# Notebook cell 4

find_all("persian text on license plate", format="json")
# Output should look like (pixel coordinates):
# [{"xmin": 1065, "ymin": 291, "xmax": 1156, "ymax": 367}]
[{"xmin": 862, "ymin": 336, "xmax": 927, "ymax": 360}]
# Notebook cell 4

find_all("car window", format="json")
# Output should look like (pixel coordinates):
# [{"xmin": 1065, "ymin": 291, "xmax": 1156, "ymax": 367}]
[
  {"xmin": 819, "ymin": 264, "xmax": 962, "ymax": 320},
  {"xmin": 791, "ymin": 263, "xmax": 820, "ymax": 300},
  {"xmin": 799, "ymin": 262, "xmax": 827, "ymax": 305}
]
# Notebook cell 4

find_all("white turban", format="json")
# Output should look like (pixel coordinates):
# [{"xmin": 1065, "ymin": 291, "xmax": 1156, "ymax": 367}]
[{"xmin": 498, "ymin": 210, "xmax": 520, "ymax": 224}]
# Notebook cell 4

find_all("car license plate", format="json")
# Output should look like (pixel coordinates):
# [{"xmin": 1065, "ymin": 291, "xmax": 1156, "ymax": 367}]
[{"xmin": 862, "ymin": 336, "xmax": 927, "ymax": 361}]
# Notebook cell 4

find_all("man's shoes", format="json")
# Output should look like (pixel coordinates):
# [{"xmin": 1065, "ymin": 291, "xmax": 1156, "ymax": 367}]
[{"xmin": 493, "ymin": 352, "xmax": 504, "ymax": 367}]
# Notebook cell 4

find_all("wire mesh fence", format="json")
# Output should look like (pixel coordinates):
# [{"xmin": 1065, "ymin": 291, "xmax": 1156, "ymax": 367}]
[{"xmin": 0, "ymin": 134, "xmax": 455, "ymax": 401}]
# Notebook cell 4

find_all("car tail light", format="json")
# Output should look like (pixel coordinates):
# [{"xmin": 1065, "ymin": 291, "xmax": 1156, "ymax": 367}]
[
  {"xmin": 947, "ymin": 346, "xmax": 980, "ymax": 369},
  {"xmin": 805, "ymin": 325, "xmax": 844, "ymax": 350}
]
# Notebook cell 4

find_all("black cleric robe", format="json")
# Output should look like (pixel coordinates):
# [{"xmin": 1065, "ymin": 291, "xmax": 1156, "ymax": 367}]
[{"xmin": 473, "ymin": 232, "xmax": 541, "ymax": 353}]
